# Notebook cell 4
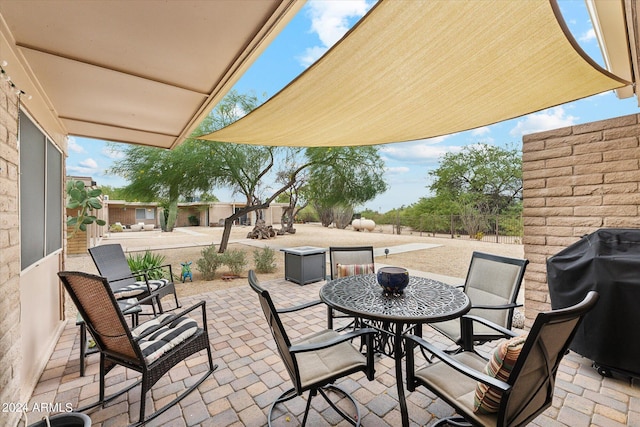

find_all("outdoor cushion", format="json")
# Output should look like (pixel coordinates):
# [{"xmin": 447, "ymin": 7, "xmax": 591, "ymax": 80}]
[
  {"xmin": 474, "ymin": 334, "xmax": 527, "ymax": 413},
  {"xmin": 113, "ymin": 278, "xmax": 169, "ymax": 299},
  {"xmin": 132, "ymin": 314, "xmax": 198, "ymax": 364},
  {"xmin": 336, "ymin": 263, "xmax": 375, "ymax": 278}
]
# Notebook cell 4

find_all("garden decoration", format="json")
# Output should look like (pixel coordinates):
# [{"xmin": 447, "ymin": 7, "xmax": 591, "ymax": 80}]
[{"xmin": 181, "ymin": 262, "xmax": 193, "ymax": 283}]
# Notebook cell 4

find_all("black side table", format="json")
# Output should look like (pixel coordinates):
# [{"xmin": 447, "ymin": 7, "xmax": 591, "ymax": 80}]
[{"xmin": 281, "ymin": 246, "xmax": 327, "ymax": 285}]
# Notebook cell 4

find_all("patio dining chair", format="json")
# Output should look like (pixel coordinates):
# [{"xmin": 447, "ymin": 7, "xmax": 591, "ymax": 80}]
[
  {"xmin": 58, "ymin": 271, "xmax": 217, "ymax": 426},
  {"xmin": 249, "ymin": 270, "xmax": 376, "ymax": 426},
  {"xmin": 327, "ymin": 246, "xmax": 375, "ymax": 330},
  {"xmin": 430, "ymin": 251, "xmax": 528, "ymax": 352},
  {"xmin": 89, "ymin": 243, "xmax": 180, "ymax": 314},
  {"xmin": 405, "ymin": 291, "xmax": 598, "ymax": 426}
]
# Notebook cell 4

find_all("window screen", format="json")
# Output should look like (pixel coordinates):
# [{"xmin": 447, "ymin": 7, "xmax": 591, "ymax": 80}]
[
  {"xmin": 136, "ymin": 208, "xmax": 155, "ymax": 220},
  {"xmin": 19, "ymin": 112, "xmax": 63, "ymax": 269}
]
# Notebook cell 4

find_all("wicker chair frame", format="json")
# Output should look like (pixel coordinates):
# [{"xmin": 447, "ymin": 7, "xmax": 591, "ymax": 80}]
[{"xmin": 58, "ymin": 271, "xmax": 216, "ymax": 426}]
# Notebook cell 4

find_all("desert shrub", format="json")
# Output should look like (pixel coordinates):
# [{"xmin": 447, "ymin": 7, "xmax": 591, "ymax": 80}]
[
  {"xmin": 221, "ymin": 249, "xmax": 247, "ymax": 276},
  {"xmin": 127, "ymin": 250, "xmax": 167, "ymax": 280},
  {"xmin": 197, "ymin": 244, "xmax": 222, "ymax": 280},
  {"xmin": 254, "ymin": 246, "xmax": 276, "ymax": 273},
  {"xmin": 109, "ymin": 223, "xmax": 124, "ymax": 232}
]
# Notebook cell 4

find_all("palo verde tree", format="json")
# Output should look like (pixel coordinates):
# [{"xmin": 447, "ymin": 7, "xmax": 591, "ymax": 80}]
[
  {"xmin": 428, "ymin": 143, "xmax": 522, "ymax": 215},
  {"xmin": 108, "ymin": 140, "xmax": 219, "ymax": 231},
  {"xmin": 195, "ymin": 90, "xmax": 388, "ymax": 251},
  {"xmin": 305, "ymin": 146, "xmax": 388, "ymax": 227}
]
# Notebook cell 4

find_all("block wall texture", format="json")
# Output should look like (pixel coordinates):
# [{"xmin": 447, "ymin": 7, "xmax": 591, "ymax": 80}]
[
  {"xmin": 522, "ymin": 113, "xmax": 640, "ymax": 327},
  {"xmin": 0, "ymin": 80, "xmax": 22, "ymax": 427}
]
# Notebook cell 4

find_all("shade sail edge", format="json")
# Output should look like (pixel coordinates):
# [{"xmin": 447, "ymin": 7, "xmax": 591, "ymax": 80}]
[{"xmin": 199, "ymin": 0, "xmax": 631, "ymax": 148}]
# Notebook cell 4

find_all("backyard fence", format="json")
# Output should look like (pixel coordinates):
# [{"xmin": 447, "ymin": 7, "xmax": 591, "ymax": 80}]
[{"xmin": 383, "ymin": 214, "xmax": 523, "ymax": 245}]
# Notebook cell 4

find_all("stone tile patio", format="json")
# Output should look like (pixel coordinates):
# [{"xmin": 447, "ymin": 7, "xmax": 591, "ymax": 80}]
[{"xmin": 22, "ymin": 278, "xmax": 640, "ymax": 427}]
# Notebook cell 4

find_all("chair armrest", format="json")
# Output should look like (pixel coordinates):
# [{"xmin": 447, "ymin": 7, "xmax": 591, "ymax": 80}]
[
  {"xmin": 405, "ymin": 333, "xmax": 510, "ymax": 392},
  {"xmin": 276, "ymin": 299, "xmax": 324, "ymax": 313},
  {"xmin": 463, "ymin": 314, "xmax": 519, "ymax": 338},
  {"xmin": 471, "ymin": 302, "xmax": 522, "ymax": 310},
  {"xmin": 119, "ymin": 293, "xmax": 159, "ymax": 310},
  {"xmin": 290, "ymin": 328, "xmax": 377, "ymax": 354}
]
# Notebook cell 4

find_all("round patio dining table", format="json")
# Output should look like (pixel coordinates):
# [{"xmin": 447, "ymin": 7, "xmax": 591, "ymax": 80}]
[{"xmin": 320, "ymin": 274, "xmax": 470, "ymax": 427}]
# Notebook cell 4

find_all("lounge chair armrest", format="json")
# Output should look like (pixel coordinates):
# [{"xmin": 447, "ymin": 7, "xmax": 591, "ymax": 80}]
[
  {"xmin": 277, "ymin": 299, "xmax": 324, "ymax": 313},
  {"xmin": 131, "ymin": 264, "xmax": 174, "ymax": 283},
  {"xmin": 463, "ymin": 314, "xmax": 519, "ymax": 337},
  {"xmin": 119, "ymin": 293, "xmax": 159, "ymax": 311},
  {"xmin": 290, "ymin": 328, "xmax": 377, "ymax": 354},
  {"xmin": 133, "ymin": 263, "xmax": 174, "ymax": 276},
  {"xmin": 405, "ymin": 333, "xmax": 510, "ymax": 392}
]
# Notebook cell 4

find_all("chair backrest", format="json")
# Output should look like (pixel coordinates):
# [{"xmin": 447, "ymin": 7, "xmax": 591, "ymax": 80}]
[
  {"xmin": 89, "ymin": 244, "xmax": 137, "ymax": 289},
  {"xmin": 464, "ymin": 251, "xmax": 528, "ymax": 329},
  {"xmin": 248, "ymin": 271, "xmax": 300, "ymax": 390},
  {"xmin": 499, "ymin": 291, "xmax": 599, "ymax": 426},
  {"xmin": 329, "ymin": 246, "xmax": 375, "ymax": 280},
  {"xmin": 57, "ymin": 271, "xmax": 144, "ymax": 366}
]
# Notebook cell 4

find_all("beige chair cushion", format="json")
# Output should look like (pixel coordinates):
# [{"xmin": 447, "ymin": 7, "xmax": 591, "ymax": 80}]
[{"xmin": 294, "ymin": 330, "xmax": 367, "ymax": 389}]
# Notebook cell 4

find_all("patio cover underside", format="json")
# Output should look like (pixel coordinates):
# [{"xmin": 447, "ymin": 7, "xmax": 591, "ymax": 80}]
[{"xmin": 201, "ymin": 0, "xmax": 630, "ymax": 147}]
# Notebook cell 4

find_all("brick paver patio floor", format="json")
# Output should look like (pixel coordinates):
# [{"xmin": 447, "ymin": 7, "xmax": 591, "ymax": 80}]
[{"xmin": 23, "ymin": 278, "xmax": 640, "ymax": 427}]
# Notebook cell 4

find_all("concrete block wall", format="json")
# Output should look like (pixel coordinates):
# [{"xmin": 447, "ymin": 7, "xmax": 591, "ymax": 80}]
[
  {"xmin": 0, "ymin": 79, "xmax": 22, "ymax": 426},
  {"xmin": 522, "ymin": 113, "xmax": 640, "ymax": 327}
]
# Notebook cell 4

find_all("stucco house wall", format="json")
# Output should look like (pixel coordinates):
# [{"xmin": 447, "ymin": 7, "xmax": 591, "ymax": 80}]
[
  {"xmin": 522, "ymin": 113, "xmax": 640, "ymax": 327},
  {"xmin": 0, "ymin": 57, "xmax": 68, "ymax": 426}
]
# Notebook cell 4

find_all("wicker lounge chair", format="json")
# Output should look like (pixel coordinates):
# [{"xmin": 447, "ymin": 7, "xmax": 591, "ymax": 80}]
[{"xmin": 58, "ymin": 271, "xmax": 216, "ymax": 426}]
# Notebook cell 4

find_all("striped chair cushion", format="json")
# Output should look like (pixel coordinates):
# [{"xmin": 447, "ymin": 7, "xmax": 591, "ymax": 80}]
[
  {"xmin": 113, "ymin": 278, "xmax": 169, "ymax": 299},
  {"xmin": 132, "ymin": 313, "xmax": 198, "ymax": 364},
  {"xmin": 473, "ymin": 334, "xmax": 527, "ymax": 414},
  {"xmin": 336, "ymin": 263, "xmax": 375, "ymax": 278}
]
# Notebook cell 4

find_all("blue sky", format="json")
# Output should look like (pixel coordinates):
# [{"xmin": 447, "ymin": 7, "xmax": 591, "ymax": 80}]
[{"xmin": 67, "ymin": 0, "xmax": 639, "ymax": 212}]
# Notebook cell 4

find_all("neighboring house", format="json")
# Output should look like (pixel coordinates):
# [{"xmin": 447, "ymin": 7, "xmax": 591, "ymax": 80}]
[
  {"xmin": 104, "ymin": 199, "xmax": 287, "ymax": 229},
  {"xmin": 105, "ymin": 200, "xmax": 160, "ymax": 228}
]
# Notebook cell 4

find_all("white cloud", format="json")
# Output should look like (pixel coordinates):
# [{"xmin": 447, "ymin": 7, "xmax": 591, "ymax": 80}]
[
  {"xmin": 67, "ymin": 158, "xmax": 101, "ymax": 175},
  {"xmin": 102, "ymin": 146, "xmax": 126, "ymax": 160},
  {"xmin": 380, "ymin": 138, "xmax": 461, "ymax": 163},
  {"xmin": 299, "ymin": 0, "xmax": 373, "ymax": 66},
  {"xmin": 509, "ymin": 107, "xmax": 578, "ymax": 137},
  {"xmin": 298, "ymin": 46, "xmax": 329, "ymax": 68},
  {"xmin": 579, "ymin": 28, "xmax": 596, "ymax": 43},
  {"xmin": 385, "ymin": 166, "xmax": 410, "ymax": 175},
  {"xmin": 67, "ymin": 137, "xmax": 85, "ymax": 153},
  {"xmin": 471, "ymin": 126, "xmax": 490, "ymax": 136}
]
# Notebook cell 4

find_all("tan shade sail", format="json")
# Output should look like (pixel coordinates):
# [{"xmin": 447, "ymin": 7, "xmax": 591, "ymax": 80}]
[{"xmin": 200, "ymin": 0, "xmax": 630, "ymax": 147}]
